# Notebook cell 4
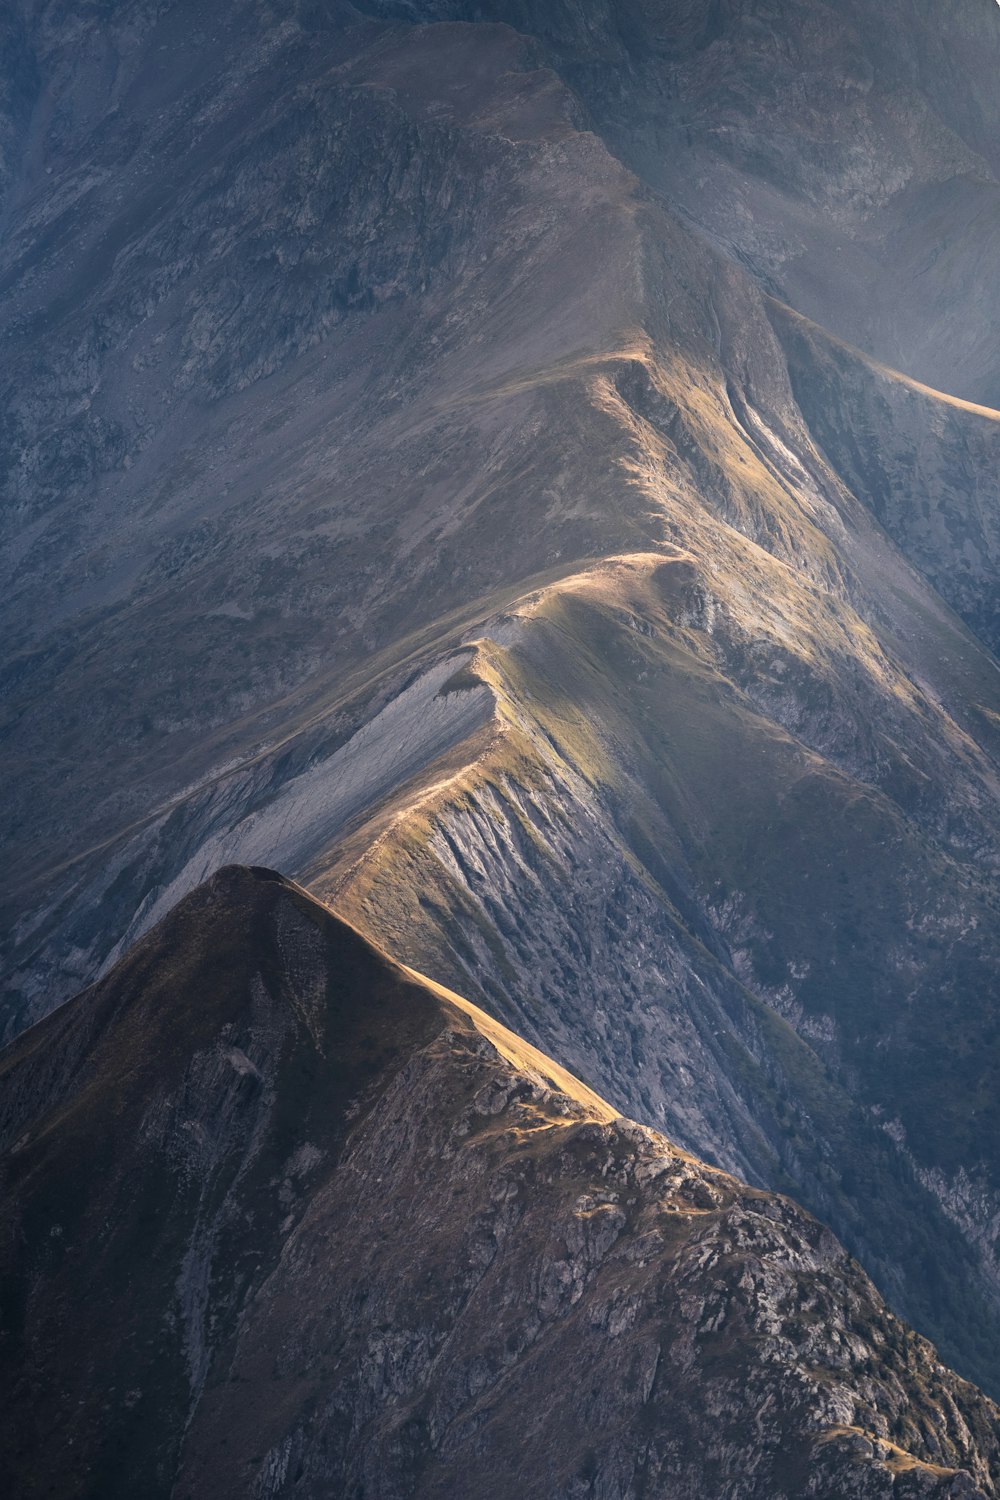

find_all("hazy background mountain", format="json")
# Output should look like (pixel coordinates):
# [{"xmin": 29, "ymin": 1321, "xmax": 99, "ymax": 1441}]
[
  {"xmin": 368, "ymin": 0, "xmax": 1000, "ymax": 406},
  {"xmin": 3, "ymin": 0, "xmax": 1000, "ymax": 1412}
]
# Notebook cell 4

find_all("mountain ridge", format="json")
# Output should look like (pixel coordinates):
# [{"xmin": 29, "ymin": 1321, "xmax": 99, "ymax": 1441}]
[
  {"xmin": 4, "ymin": 863, "xmax": 1000, "ymax": 1499},
  {"xmin": 3, "ymin": 0, "xmax": 1000, "ymax": 1419}
]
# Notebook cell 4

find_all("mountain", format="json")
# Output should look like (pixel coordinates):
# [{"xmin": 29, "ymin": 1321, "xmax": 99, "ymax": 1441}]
[
  {"xmin": 3, "ymin": 0, "xmax": 1000, "ymax": 1417},
  {"xmin": 370, "ymin": 0, "xmax": 1000, "ymax": 408},
  {"xmin": 3, "ymin": 864, "xmax": 1000, "ymax": 1500}
]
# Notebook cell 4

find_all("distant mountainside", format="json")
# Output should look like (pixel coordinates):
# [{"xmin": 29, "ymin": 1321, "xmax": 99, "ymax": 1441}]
[
  {"xmin": 3, "ymin": 0, "xmax": 1000, "ymax": 1418},
  {"xmin": 366, "ymin": 0, "xmax": 1000, "ymax": 407},
  {"xmin": 3, "ymin": 864, "xmax": 1000, "ymax": 1500}
]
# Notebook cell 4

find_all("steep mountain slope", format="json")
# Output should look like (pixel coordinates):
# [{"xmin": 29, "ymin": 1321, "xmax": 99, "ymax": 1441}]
[
  {"xmin": 319, "ymin": 541, "xmax": 1000, "ymax": 1395},
  {"xmin": 368, "ymin": 0, "xmax": 1000, "ymax": 406},
  {"xmin": 1, "ymin": 1, "xmax": 732, "ymax": 1019},
  {"xmin": 3, "ymin": 0, "xmax": 1000, "ymax": 1414},
  {"xmin": 769, "ymin": 300, "xmax": 1000, "ymax": 655},
  {"xmin": 3, "ymin": 865, "xmax": 1000, "ymax": 1500}
]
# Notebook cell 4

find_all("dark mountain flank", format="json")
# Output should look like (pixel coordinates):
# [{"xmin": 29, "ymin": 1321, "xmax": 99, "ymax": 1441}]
[
  {"xmin": 366, "ymin": 0, "xmax": 1000, "ymax": 407},
  {"xmin": 3, "ymin": 0, "xmax": 1000, "ymax": 1434},
  {"xmin": 3, "ymin": 865, "xmax": 1000, "ymax": 1500}
]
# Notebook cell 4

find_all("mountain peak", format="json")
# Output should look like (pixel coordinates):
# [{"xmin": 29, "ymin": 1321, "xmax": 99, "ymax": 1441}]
[
  {"xmin": 3, "ymin": 874, "xmax": 1000, "ymax": 1497},
  {"xmin": 0, "ymin": 864, "xmax": 445, "ymax": 1161}
]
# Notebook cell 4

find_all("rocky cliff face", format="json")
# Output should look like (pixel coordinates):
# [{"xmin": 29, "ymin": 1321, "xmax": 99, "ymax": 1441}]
[{"xmin": 3, "ymin": 865, "xmax": 1000, "ymax": 1500}]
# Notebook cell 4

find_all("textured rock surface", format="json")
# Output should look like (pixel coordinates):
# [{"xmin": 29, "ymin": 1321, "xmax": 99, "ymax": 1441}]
[
  {"xmin": 3, "ymin": 865, "xmax": 1000, "ymax": 1500},
  {"xmin": 323, "ymin": 551, "xmax": 1000, "ymax": 1395}
]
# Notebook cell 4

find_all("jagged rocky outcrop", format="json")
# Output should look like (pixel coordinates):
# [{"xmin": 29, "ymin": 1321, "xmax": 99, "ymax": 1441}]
[{"xmin": 3, "ymin": 864, "xmax": 1000, "ymax": 1499}]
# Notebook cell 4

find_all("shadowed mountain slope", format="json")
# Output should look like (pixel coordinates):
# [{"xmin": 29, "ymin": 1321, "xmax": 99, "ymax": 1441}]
[
  {"xmin": 366, "ymin": 0, "xmax": 1000, "ymax": 407},
  {"xmin": 3, "ymin": 864, "xmax": 1000, "ymax": 1500}
]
